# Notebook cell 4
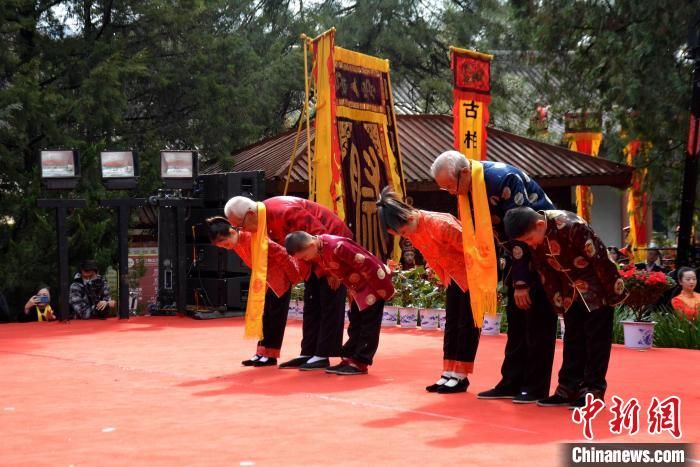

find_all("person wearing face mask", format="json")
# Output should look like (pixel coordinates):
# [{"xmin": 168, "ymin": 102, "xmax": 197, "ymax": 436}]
[
  {"xmin": 671, "ymin": 267, "xmax": 700, "ymax": 319},
  {"xmin": 69, "ymin": 260, "xmax": 115, "ymax": 320},
  {"xmin": 21, "ymin": 286, "xmax": 55, "ymax": 322}
]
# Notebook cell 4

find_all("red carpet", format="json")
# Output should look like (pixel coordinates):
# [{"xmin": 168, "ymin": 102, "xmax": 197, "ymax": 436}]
[{"xmin": 0, "ymin": 317, "xmax": 697, "ymax": 466}]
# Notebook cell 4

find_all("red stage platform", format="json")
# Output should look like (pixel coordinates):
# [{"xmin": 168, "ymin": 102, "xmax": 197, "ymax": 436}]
[{"xmin": 0, "ymin": 317, "xmax": 697, "ymax": 465}]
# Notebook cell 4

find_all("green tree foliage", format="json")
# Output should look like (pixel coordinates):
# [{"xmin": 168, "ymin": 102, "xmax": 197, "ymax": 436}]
[
  {"xmin": 508, "ymin": 0, "xmax": 698, "ymax": 232},
  {"xmin": 0, "ymin": 0, "xmax": 695, "ymax": 318},
  {"xmin": 0, "ymin": 0, "xmax": 311, "ymax": 315}
]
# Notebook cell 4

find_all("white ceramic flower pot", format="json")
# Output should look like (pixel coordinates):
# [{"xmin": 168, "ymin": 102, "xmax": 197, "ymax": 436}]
[
  {"xmin": 420, "ymin": 308, "xmax": 440, "ymax": 330},
  {"xmin": 481, "ymin": 314, "xmax": 502, "ymax": 336},
  {"xmin": 437, "ymin": 309, "xmax": 446, "ymax": 331},
  {"xmin": 621, "ymin": 320, "xmax": 656, "ymax": 349},
  {"xmin": 558, "ymin": 315, "xmax": 565, "ymax": 340},
  {"xmin": 289, "ymin": 300, "xmax": 304, "ymax": 320},
  {"xmin": 381, "ymin": 306, "xmax": 399, "ymax": 327},
  {"xmin": 399, "ymin": 307, "xmax": 418, "ymax": 328}
]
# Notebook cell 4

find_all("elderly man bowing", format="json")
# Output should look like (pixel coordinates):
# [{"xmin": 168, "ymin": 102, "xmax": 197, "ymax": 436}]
[
  {"xmin": 224, "ymin": 195, "xmax": 353, "ymax": 371},
  {"xmin": 431, "ymin": 150, "xmax": 558, "ymax": 404}
]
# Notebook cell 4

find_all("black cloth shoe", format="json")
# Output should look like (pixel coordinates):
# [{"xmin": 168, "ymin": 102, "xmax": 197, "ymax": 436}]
[
  {"xmin": 513, "ymin": 391, "xmax": 545, "ymax": 404},
  {"xmin": 299, "ymin": 358, "xmax": 330, "ymax": 371},
  {"xmin": 253, "ymin": 358, "xmax": 277, "ymax": 367},
  {"xmin": 426, "ymin": 376, "xmax": 450, "ymax": 392},
  {"xmin": 569, "ymin": 394, "xmax": 604, "ymax": 409},
  {"xmin": 437, "ymin": 378, "xmax": 469, "ymax": 394},
  {"xmin": 241, "ymin": 355, "xmax": 262, "ymax": 367},
  {"xmin": 537, "ymin": 394, "xmax": 572, "ymax": 407},
  {"xmin": 326, "ymin": 361, "xmax": 350, "ymax": 374},
  {"xmin": 278, "ymin": 356, "xmax": 311, "ymax": 369},
  {"xmin": 477, "ymin": 387, "xmax": 516, "ymax": 400},
  {"xmin": 426, "ymin": 382, "xmax": 445, "ymax": 393},
  {"xmin": 334, "ymin": 364, "xmax": 368, "ymax": 376}
]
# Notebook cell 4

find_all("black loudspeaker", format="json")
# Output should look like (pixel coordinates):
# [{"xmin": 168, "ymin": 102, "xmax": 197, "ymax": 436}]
[
  {"xmin": 186, "ymin": 208, "xmax": 225, "ymax": 241},
  {"xmin": 157, "ymin": 205, "xmax": 181, "ymax": 311},
  {"xmin": 187, "ymin": 277, "xmax": 249, "ymax": 310},
  {"xmin": 186, "ymin": 244, "xmax": 249, "ymax": 274},
  {"xmin": 196, "ymin": 171, "xmax": 266, "ymax": 207}
]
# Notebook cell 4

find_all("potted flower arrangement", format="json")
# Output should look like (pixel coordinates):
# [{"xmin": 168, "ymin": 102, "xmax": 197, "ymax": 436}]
[
  {"xmin": 618, "ymin": 266, "xmax": 676, "ymax": 349},
  {"xmin": 382, "ymin": 260, "xmax": 403, "ymax": 326},
  {"xmin": 395, "ymin": 266, "xmax": 421, "ymax": 328},
  {"xmin": 414, "ymin": 269, "xmax": 445, "ymax": 330}
]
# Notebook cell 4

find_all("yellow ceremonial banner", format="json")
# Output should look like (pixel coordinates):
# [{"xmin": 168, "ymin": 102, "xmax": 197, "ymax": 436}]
[
  {"xmin": 244, "ymin": 202, "xmax": 268, "ymax": 340},
  {"xmin": 624, "ymin": 139, "xmax": 652, "ymax": 263},
  {"xmin": 564, "ymin": 113, "xmax": 603, "ymax": 222},
  {"xmin": 458, "ymin": 160, "xmax": 497, "ymax": 328},
  {"xmin": 450, "ymin": 47, "xmax": 492, "ymax": 160},
  {"xmin": 309, "ymin": 29, "xmax": 345, "ymax": 219},
  {"xmin": 306, "ymin": 29, "xmax": 407, "ymax": 261}
]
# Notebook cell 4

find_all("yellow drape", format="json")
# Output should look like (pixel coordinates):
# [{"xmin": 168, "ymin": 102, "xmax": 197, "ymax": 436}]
[
  {"xmin": 458, "ymin": 161, "xmax": 498, "ymax": 328},
  {"xmin": 567, "ymin": 132, "xmax": 602, "ymax": 222},
  {"xmin": 245, "ymin": 202, "xmax": 268, "ymax": 339}
]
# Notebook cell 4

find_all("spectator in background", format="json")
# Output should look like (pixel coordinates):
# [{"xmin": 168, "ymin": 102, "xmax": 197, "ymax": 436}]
[
  {"xmin": 607, "ymin": 247, "xmax": 623, "ymax": 266},
  {"xmin": 21, "ymin": 286, "xmax": 55, "ymax": 322},
  {"xmin": 635, "ymin": 246, "xmax": 667, "ymax": 273},
  {"xmin": 401, "ymin": 248, "xmax": 417, "ymax": 270},
  {"xmin": 671, "ymin": 267, "xmax": 699, "ymax": 319},
  {"xmin": 70, "ymin": 260, "xmax": 115, "ymax": 320}
]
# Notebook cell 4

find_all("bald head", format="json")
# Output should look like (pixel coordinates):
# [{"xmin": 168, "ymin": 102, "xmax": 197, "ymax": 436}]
[
  {"xmin": 224, "ymin": 196, "xmax": 258, "ymax": 231},
  {"xmin": 431, "ymin": 150, "xmax": 471, "ymax": 196}
]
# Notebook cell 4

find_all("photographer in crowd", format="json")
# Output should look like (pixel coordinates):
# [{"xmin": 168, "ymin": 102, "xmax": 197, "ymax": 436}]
[
  {"xmin": 69, "ymin": 260, "xmax": 115, "ymax": 320},
  {"xmin": 21, "ymin": 286, "xmax": 55, "ymax": 322}
]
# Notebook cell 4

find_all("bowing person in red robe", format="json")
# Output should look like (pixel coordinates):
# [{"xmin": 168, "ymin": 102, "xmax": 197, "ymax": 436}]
[
  {"xmin": 225, "ymin": 196, "xmax": 353, "ymax": 371},
  {"xmin": 377, "ymin": 188, "xmax": 479, "ymax": 393},
  {"xmin": 206, "ymin": 216, "xmax": 308, "ymax": 367},
  {"xmin": 285, "ymin": 231, "xmax": 394, "ymax": 375}
]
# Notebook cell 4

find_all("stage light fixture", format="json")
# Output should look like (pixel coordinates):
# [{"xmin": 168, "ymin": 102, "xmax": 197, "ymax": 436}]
[
  {"xmin": 100, "ymin": 150, "xmax": 139, "ymax": 190},
  {"xmin": 40, "ymin": 149, "xmax": 80, "ymax": 190},
  {"xmin": 160, "ymin": 150, "xmax": 198, "ymax": 190}
]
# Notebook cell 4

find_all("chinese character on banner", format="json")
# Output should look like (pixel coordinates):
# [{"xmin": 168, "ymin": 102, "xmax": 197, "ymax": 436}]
[
  {"xmin": 450, "ymin": 46, "xmax": 492, "ymax": 160},
  {"xmin": 648, "ymin": 396, "xmax": 682, "ymax": 439},
  {"xmin": 572, "ymin": 393, "xmax": 606, "ymax": 440},
  {"xmin": 609, "ymin": 396, "xmax": 641, "ymax": 436}
]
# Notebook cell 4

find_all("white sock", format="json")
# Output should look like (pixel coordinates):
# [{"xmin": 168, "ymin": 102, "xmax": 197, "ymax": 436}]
[
  {"xmin": 307, "ymin": 356, "xmax": 327, "ymax": 364},
  {"xmin": 453, "ymin": 372, "xmax": 467, "ymax": 380},
  {"xmin": 435, "ymin": 373, "xmax": 451, "ymax": 385},
  {"xmin": 297, "ymin": 355, "xmax": 310, "ymax": 359},
  {"xmin": 258, "ymin": 356, "xmax": 269, "ymax": 363},
  {"xmin": 443, "ymin": 377, "xmax": 459, "ymax": 388},
  {"xmin": 249, "ymin": 354, "xmax": 261, "ymax": 361}
]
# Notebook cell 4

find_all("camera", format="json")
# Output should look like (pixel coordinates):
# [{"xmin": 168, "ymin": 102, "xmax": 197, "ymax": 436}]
[{"xmin": 39, "ymin": 295, "xmax": 50, "ymax": 304}]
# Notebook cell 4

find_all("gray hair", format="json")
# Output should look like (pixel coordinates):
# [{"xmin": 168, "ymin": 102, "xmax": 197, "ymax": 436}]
[
  {"xmin": 224, "ymin": 196, "xmax": 256, "ymax": 223},
  {"xmin": 430, "ymin": 150, "xmax": 469, "ymax": 179}
]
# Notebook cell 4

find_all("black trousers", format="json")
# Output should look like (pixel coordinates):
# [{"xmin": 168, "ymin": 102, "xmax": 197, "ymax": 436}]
[
  {"xmin": 257, "ymin": 288, "xmax": 292, "ymax": 358},
  {"xmin": 495, "ymin": 282, "xmax": 558, "ymax": 397},
  {"xmin": 555, "ymin": 300, "xmax": 614, "ymax": 400},
  {"xmin": 301, "ymin": 273, "xmax": 347, "ymax": 357},
  {"xmin": 341, "ymin": 299, "xmax": 384, "ymax": 365},
  {"xmin": 443, "ymin": 282, "xmax": 481, "ymax": 374}
]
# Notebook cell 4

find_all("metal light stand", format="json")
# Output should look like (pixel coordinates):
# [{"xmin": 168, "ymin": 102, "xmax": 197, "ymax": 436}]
[
  {"xmin": 98, "ymin": 198, "xmax": 146, "ymax": 319},
  {"xmin": 37, "ymin": 198, "xmax": 87, "ymax": 321}
]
